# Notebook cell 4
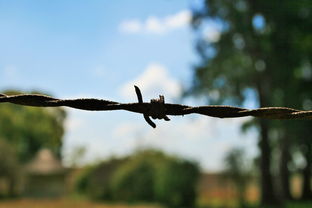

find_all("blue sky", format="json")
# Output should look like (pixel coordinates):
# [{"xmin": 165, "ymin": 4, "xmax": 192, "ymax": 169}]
[
  {"xmin": 0, "ymin": 0, "xmax": 258, "ymax": 171},
  {"xmin": 0, "ymin": 0, "xmax": 195, "ymax": 95}
]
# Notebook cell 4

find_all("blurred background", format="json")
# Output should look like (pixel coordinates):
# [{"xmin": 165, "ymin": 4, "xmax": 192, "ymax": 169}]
[{"xmin": 0, "ymin": 0, "xmax": 311, "ymax": 208}]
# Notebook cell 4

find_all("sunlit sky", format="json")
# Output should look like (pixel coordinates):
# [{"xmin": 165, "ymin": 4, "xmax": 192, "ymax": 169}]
[{"xmin": 0, "ymin": 0, "xmax": 258, "ymax": 171}]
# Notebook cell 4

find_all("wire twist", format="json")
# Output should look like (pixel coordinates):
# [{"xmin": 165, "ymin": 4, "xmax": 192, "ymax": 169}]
[{"xmin": 1, "ymin": 86, "xmax": 312, "ymax": 128}]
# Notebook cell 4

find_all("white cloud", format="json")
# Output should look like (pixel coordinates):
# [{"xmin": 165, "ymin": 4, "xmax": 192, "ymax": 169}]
[
  {"xmin": 119, "ymin": 19, "xmax": 142, "ymax": 33},
  {"xmin": 64, "ymin": 112, "xmax": 85, "ymax": 131},
  {"xmin": 120, "ymin": 63, "xmax": 182, "ymax": 101},
  {"xmin": 204, "ymin": 26, "xmax": 221, "ymax": 43},
  {"xmin": 119, "ymin": 10, "xmax": 191, "ymax": 34},
  {"xmin": 145, "ymin": 16, "xmax": 165, "ymax": 34},
  {"xmin": 112, "ymin": 122, "xmax": 142, "ymax": 138},
  {"xmin": 201, "ymin": 21, "xmax": 222, "ymax": 43},
  {"xmin": 165, "ymin": 10, "xmax": 191, "ymax": 29}
]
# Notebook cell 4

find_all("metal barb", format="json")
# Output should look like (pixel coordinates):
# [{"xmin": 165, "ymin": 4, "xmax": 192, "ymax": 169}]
[
  {"xmin": 134, "ymin": 85, "xmax": 143, "ymax": 103},
  {"xmin": 134, "ymin": 86, "xmax": 170, "ymax": 128},
  {"xmin": 134, "ymin": 85, "xmax": 156, "ymax": 128}
]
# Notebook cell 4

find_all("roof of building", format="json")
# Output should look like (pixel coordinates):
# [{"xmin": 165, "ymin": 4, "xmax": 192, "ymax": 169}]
[{"xmin": 25, "ymin": 148, "xmax": 66, "ymax": 175}]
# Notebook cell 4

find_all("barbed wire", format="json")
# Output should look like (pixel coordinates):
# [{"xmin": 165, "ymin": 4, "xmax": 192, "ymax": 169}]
[{"xmin": 1, "ymin": 86, "xmax": 312, "ymax": 128}]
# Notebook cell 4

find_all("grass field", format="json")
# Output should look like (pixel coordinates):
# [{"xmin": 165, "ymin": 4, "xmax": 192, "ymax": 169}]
[
  {"xmin": 0, "ymin": 199, "xmax": 162, "ymax": 208},
  {"xmin": 0, "ymin": 199, "xmax": 311, "ymax": 208}
]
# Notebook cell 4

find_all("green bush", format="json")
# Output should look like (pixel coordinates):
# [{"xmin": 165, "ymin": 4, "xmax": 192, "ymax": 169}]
[
  {"xmin": 75, "ymin": 158, "xmax": 127, "ymax": 200},
  {"xmin": 154, "ymin": 159, "xmax": 199, "ymax": 208},
  {"xmin": 75, "ymin": 150, "xmax": 200, "ymax": 207},
  {"xmin": 0, "ymin": 139, "xmax": 20, "ymax": 197},
  {"xmin": 111, "ymin": 159, "xmax": 155, "ymax": 202}
]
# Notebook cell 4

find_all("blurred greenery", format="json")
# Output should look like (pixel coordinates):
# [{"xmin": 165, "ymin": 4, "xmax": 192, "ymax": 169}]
[
  {"xmin": 223, "ymin": 148, "xmax": 252, "ymax": 207},
  {"xmin": 0, "ymin": 140, "xmax": 20, "ymax": 197},
  {"xmin": 75, "ymin": 150, "xmax": 200, "ymax": 208},
  {"xmin": 0, "ymin": 90, "xmax": 66, "ymax": 162},
  {"xmin": 0, "ymin": 90, "xmax": 66, "ymax": 197},
  {"xmin": 111, "ymin": 155, "xmax": 155, "ymax": 202},
  {"xmin": 76, "ymin": 157, "xmax": 127, "ymax": 200},
  {"xmin": 189, "ymin": 0, "xmax": 312, "ymax": 205}
]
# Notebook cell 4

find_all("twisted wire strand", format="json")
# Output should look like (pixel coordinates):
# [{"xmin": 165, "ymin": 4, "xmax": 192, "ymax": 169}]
[{"xmin": 1, "ymin": 86, "xmax": 312, "ymax": 128}]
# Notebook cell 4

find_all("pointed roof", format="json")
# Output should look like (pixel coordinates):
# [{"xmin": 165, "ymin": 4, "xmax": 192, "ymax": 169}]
[{"xmin": 26, "ymin": 148, "xmax": 65, "ymax": 175}]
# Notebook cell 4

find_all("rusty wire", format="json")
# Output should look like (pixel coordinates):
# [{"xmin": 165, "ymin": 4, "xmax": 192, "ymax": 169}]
[{"xmin": 1, "ymin": 86, "xmax": 312, "ymax": 128}]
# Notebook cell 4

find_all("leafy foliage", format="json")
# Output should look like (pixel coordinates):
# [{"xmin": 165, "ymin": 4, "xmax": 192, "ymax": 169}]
[
  {"xmin": 75, "ymin": 158, "xmax": 127, "ymax": 200},
  {"xmin": 111, "ymin": 158, "xmax": 155, "ymax": 202},
  {"xmin": 189, "ymin": 0, "xmax": 312, "ymax": 203},
  {"xmin": 0, "ymin": 139, "xmax": 20, "ymax": 197},
  {"xmin": 223, "ymin": 148, "xmax": 252, "ymax": 206},
  {"xmin": 153, "ymin": 158, "xmax": 199, "ymax": 208},
  {"xmin": 0, "ymin": 90, "xmax": 66, "ymax": 162},
  {"xmin": 0, "ymin": 140, "xmax": 19, "ymax": 177},
  {"xmin": 75, "ymin": 150, "xmax": 199, "ymax": 208}
]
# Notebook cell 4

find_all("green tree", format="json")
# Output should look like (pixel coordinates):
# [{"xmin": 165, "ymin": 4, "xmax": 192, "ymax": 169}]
[
  {"xmin": 223, "ymin": 148, "xmax": 251, "ymax": 207},
  {"xmin": 189, "ymin": 0, "xmax": 312, "ymax": 205},
  {"xmin": 77, "ymin": 150, "xmax": 199, "ymax": 207},
  {"xmin": 111, "ymin": 157, "xmax": 155, "ymax": 202},
  {"xmin": 0, "ymin": 90, "xmax": 66, "ymax": 162},
  {"xmin": 111, "ymin": 150, "xmax": 199, "ymax": 207},
  {"xmin": 0, "ymin": 139, "xmax": 20, "ymax": 197},
  {"xmin": 75, "ymin": 157, "xmax": 127, "ymax": 200},
  {"xmin": 154, "ymin": 158, "xmax": 199, "ymax": 208},
  {"xmin": 289, "ymin": 121, "xmax": 312, "ymax": 200}
]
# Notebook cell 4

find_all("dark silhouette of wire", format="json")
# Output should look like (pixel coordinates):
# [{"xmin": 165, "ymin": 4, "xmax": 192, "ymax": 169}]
[{"xmin": 1, "ymin": 86, "xmax": 312, "ymax": 128}]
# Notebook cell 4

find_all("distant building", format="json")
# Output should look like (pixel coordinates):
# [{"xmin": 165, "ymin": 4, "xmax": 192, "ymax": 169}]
[
  {"xmin": 197, "ymin": 173, "xmax": 259, "ymax": 206},
  {"xmin": 23, "ymin": 148, "xmax": 67, "ymax": 198}
]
